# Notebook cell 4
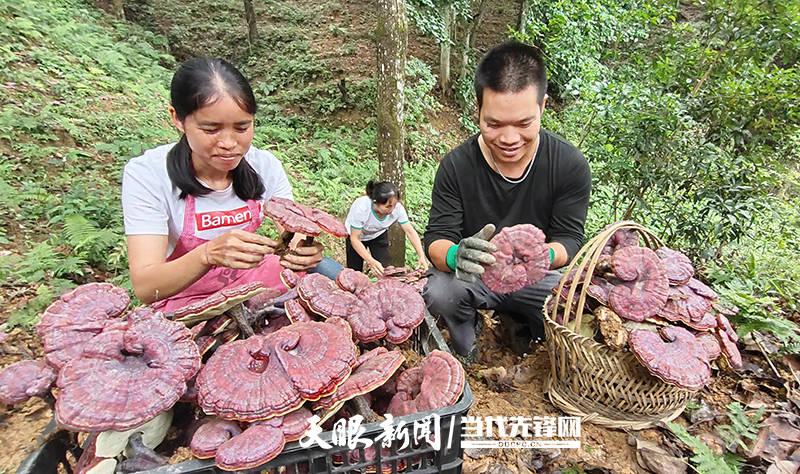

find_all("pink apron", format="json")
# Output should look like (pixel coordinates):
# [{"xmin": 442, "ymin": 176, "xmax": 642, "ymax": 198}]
[{"xmin": 152, "ymin": 194, "xmax": 285, "ymax": 313}]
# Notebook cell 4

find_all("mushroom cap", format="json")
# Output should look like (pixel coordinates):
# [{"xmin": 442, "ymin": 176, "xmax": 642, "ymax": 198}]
[
  {"xmin": 197, "ymin": 318, "xmax": 356, "ymax": 421},
  {"xmin": 0, "ymin": 359, "xmax": 57, "ymax": 405},
  {"xmin": 284, "ymin": 299, "xmax": 313, "ymax": 323},
  {"xmin": 264, "ymin": 197, "xmax": 321, "ymax": 235},
  {"xmin": 190, "ymin": 418, "xmax": 243, "ymax": 459},
  {"xmin": 298, "ymin": 273, "xmax": 359, "ymax": 320},
  {"xmin": 483, "ymin": 224, "xmax": 549, "ymax": 294},
  {"xmin": 628, "ymin": 326, "xmax": 711, "ymax": 390},
  {"xmin": 257, "ymin": 313, "xmax": 293, "ymax": 336},
  {"xmin": 687, "ymin": 278, "xmax": 718, "ymax": 300},
  {"xmin": 695, "ymin": 332, "xmax": 722, "ymax": 361},
  {"xmin": 280, "ymin": 269, "xmax": 301, "ymax": 289},
  {"xmin": 263, "ymin": 406, "xmax": 313, "ymax": 442},
  {"xmin": 681, "ymin": 311, "xmax": 717, "ymax": 331},
  {"xmin": 313, "ymin": 348, "xmax": 405, "ymax": 410},
  {"xmin": 602, "ymin": 229, "xmax": 640, "ymax": 255},
  {"xmin": 387, "ymin": 350, "xmax": 465, "ymax": 416},
  {"xmin": 658, "ymin": 285, "xmax": 713, "ymax": 325},
  {"xmin": 336, "ymin": 269, "xmax": 371, "ymax": 294},
  {"xmin": 608, "ymin": 247, "xmax": 670, "ymax": 322},
  {"xmin": 656, "ymin": 247, "xmax": 694, "ymax": 285},
  {"xmin": 170, "ymin": 281, "xmax": 267, "ymax": 324},
  {"xmin": 55, "ymin": 308, "xmax": 200, "ymax": 431},
  {"xmin": 348, "ymin": 280, "xmax": 426, "ymax": 344},
  {"xmin": 586, "ymin": 276, "xmax": 614, "ymax": 305},
  {"xmin": 716, "ymin": 329, "xmax": 742, "ymax": 369},
  {"xmin": 243, "ymin": 287, "xmax": 283, "ymax": 314},
  {"xmin": 216, "ymin": 423, "xmax": 286, "ymax": 471},
  {"xmin": 37, "ymin": 283, "xmax": 130, "ymax": 369},
  {"xmin": 716, "ymin": 314, "xmax": 739, "ymax": 343},
  {"xmin": 307, "ymin": 208, "xmax": 348, "ymax": 238}
]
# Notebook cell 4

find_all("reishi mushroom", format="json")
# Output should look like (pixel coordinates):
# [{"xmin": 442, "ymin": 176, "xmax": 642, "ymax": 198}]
[{"xmin": 482, "ymin": 224, "xmax": 550, "ymax": 294}]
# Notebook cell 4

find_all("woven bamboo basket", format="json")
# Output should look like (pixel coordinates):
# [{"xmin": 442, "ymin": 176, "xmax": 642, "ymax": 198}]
[{"xmin": 543, "ymin": 221, "xmax": 693, "ymax": 430}]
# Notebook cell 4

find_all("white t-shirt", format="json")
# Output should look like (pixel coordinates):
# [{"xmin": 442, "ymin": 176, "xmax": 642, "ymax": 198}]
[
  {"xmin": 344, "ymin": 195, "xmax": 409, "ymax": 241},
  {"xmin": 122, "ymin": 143, "xmax": 293, "ymax": 255}
]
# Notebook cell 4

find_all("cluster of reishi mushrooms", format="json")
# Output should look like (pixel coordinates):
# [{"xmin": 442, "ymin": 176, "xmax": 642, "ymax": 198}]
[
  {"xmin": 549, "ymin": 228, "xmax": 742, "ymax": 391},
  {"xmin": 0, "ymin": 202, "xmax": 466, "ymax": 473}
]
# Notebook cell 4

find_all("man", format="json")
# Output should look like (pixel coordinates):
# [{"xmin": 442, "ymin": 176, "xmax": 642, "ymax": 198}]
[{"xmin": 423, "ymin": 41, "xmax": 591, "ymax": 358}]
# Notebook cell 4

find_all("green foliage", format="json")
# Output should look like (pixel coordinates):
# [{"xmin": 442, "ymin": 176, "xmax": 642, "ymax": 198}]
[
  {"xmin": 716, "ymin": 402, "xmax": 764, "ymax": 452},
  {"xmin": 666, "ymin": 422, "xmax": 742, "ymax": 474}
]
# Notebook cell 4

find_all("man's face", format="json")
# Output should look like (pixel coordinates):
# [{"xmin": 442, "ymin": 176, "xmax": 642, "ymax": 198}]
[{"xmin": 478, "ymin": 85, "xmax": 545, "ymax": 167}]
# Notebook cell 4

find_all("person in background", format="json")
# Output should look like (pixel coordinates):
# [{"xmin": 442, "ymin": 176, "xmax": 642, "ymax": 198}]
[
  {"xmin": 121, "ymin": 57, "xmax": 341, "ymax": 312},
  {"xmin": 344, "ymin": 180, "xmax": 428, "ymax": 276},
  {"xmin": 422, "ymin": 41, "xmax": 591, "ymax": 359}
]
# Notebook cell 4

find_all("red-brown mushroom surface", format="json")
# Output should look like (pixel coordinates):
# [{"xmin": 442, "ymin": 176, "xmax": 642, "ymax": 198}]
[
  {"xmin": 628, "ymin": 326, "xmax": 711, "ymax": 390},
  {"xmin": 0, "ymin": 359, "xmax": 56, "ymax": 405},
  {"xmin": 601, "ymin": 228, "xmax": 640, "ymax": 255},
  {"xmin": 716, "ymin": 314, "xmax": 739, "ymax": 343},
  {"xmin": 298, "ymin": 273, "xmax": 360, "ymax": 320},
  {"xmin": 55, "ymin": 308, "xmax": 200, "ymax": 431},
  {"xmin": 387, "ymin": 350, "xmax": 465, "ymax": 416},
  {"xmin": 336, "ymin": 268, "xmax": 371, "ymax": 294},
  {"xmin": 280, "ymin": 269, "xmax": 301, "ymax": 289},
  {"xmin": 608, "ymin": 246, "xmax": 669, "ymax": 322},
  {"xmin": 658, "ymin": 285, "xmax": 713, "ymax": 325},
  {"xmin": 313, "ymin": 347, "xmax": 405, "ymax": 410},
  {"xmin": 264, "ymin": 197, "xmax": 322, "ymax": 236},
  {"xmin": 482, "ymin": 224, "xmax": 550, "ymax": 294},
  {"xmin": 197, "ymin": 318, "xmax": 356, "ymax": 422},
  {"xmin": 37, "ymin": 282, "xmax": 130, "ymax": 369},
  {"xmin": 169, "ymin": 281, "xmax": 267, "ymax": 324},
  {"xmin": 215, "ymin": 423, "xmax": 286, "ymax": 471},
  {"xmin": 656, "ymin": 247, "xmax": 694, "ymax": 285},
  {"xmin": 307, "ymin": 207, "xmax": 348, "ymax": 237},
  {"xmin": 695, "ymin": 332, "xmax": 722, "ymax": 361},
  {"xmin": 687, "ymin": 277, "xmax": 718, "ymax": 300},
  {"xmin": 716, "ymin": 327, "xmax": 742, "ymax": 369},
  {"xmin": 348, "ymin": 280, "xmax": 426, "ymax": 344},
  {"xmin": 190, "ymin": 418, "xmax": 243, "ymax": 459},
  {"xmin": 284, "ymin": 299, "xmax": 312, "ymax": 323}
]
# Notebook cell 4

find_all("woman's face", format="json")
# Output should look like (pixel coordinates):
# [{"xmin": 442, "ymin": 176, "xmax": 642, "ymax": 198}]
[
  {"xmin": 373, "ymin": 196, "xmax": 398, "ymax": 217},
  {"xmin": 170, "ymin": 93, "xmax": 255, "ymax": 175}
]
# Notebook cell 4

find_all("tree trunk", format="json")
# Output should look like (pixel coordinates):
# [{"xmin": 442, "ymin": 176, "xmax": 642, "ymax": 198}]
[
  {"xmin": 243, "ymin": 0, "xmax": 258, "ymax": 45},
  {"xmin": 458, "ymin": 0, "xmax": 487, "ymax": 83},
  {"xmin": 111, "ymin": 0, "xmax": 124, "ymax": 19},
  {"xmin": 518, "ymin": 0, "xmax": 530, "ymax": 31},
  {"xmin": 439, "ymin": 3, "xmax": 453, "ymax": 94},
  {"xmin": 375, "ymin": 0, "xmax": 408, "ymax": 267}
]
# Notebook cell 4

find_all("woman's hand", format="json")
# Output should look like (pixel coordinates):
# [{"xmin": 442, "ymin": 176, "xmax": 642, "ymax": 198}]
[
  {"xmin": 366, "ymin": 258, "xmax": 385, "ymax": 277},
  {"xmin": 416, "ymin": 256, "xmax": 429, "ymax": 271},
  {"xmin": 280, "ymin": 242, "xmax": 324, "ymax": 271},
  {"xmin": 205, "ymin": 229, "xmax": 278, "ymax": 269}
]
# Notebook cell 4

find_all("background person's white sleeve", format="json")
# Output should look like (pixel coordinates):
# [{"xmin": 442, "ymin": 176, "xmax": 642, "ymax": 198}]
[
  {"xmin": 395, "ymin": 202, "xmax": 409, "ymax": 224},
  {"xmin": 121, "ymin": 160, "xmax": 169, "ymax": 235}
]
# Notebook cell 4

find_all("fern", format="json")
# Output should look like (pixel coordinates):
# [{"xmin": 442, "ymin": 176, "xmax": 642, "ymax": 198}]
[
  {"xmin": 63, "ymin": 214, "xmax": 123, "ymax": 268},
  {"xmin": 666, "ymin": 422, "xmax": 741, "ymax": 474},
  {"xmin": 716, "ymin": 402, "xmax": 764, "ymax": 452}
]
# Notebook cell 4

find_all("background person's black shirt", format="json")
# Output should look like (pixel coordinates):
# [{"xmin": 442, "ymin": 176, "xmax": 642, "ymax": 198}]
[{"xmin": 424, "ymin": 129, "xmax": 591, "ymax": 262}]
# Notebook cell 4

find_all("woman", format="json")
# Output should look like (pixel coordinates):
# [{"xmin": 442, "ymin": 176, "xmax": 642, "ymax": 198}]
[
  {"xmin": 122, "ymin": 57, "xmax": 338, "ymax": 310},
  {"xmin": 344, "ymin": 181, "xmax": 427, "ymax": 276}
]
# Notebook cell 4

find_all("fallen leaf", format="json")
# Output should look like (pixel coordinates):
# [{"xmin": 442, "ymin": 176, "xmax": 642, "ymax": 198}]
[
  {"xmin": 635, "ymin": 438, "xmax": 687, "ymax": 473},
  {"xmin": 766, "ymin": 460, "xmax": 800, "ymax": 474}
]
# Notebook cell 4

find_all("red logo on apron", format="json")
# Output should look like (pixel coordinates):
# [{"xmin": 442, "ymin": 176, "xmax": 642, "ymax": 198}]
[{"xmin": 196, "ymin": 205, "xmax": 253, "ymax": 231}]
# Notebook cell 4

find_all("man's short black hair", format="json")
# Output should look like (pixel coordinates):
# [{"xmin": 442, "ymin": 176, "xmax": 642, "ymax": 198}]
[{"xmin": 474, "ymin": 41, "xmax": 547, "ymax": 109}]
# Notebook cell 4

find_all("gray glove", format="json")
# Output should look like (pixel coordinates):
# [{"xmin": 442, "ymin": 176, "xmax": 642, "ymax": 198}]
[{"xmin": 454, "ymin": 223, "xmax": 497, "ymax": 283}]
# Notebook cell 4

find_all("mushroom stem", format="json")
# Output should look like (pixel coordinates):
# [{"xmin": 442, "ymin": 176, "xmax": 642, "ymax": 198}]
[
  {"xmin": 227, "ymin": 305, "xmax": 255, "ymax": 338},
  {"xmin": 349, "ymin": 395, "xmax": 383, "ymax": 424},
  {"xmin": 275, "ymin": 230, "xmax": 295, "ymax": 256}
]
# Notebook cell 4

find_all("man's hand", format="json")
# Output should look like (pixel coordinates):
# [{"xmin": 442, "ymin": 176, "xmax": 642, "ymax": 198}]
[
  {"xmin": 205, "ymin": 229, "xmax": 278, "ymax": 269},
  {"xmin": 454, "ymin": 223, "xmax": 497, "ymax": 283},
  {"xmin": 280, "ymin": 242, "xmax": 324, "ymax": 271}
]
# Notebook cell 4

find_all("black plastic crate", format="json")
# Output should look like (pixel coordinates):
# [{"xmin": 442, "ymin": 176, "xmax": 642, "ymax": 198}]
[{"xmin": 20, "ymin": 312, "xmax": 472, "ymax": 474}]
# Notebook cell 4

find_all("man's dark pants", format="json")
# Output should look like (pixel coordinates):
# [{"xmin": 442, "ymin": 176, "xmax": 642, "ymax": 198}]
[{"xmin": 422, "ymin": 268, "xmax": 562, "ymax": 355}]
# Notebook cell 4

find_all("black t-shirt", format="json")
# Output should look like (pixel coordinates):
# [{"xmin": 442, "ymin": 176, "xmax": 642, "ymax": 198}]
[{"xmin": 424, "ymin": 129, "xmax": 591, "ymax": 261}]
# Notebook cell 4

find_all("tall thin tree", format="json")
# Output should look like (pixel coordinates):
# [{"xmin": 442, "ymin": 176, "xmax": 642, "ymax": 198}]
[
  {"xmin": 375, "ymin": 0, "xmax": 408, "ymax": 267},
  {"xmin": 243, "ymin": 0, "xmax": 258, "ymax": 45}
]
